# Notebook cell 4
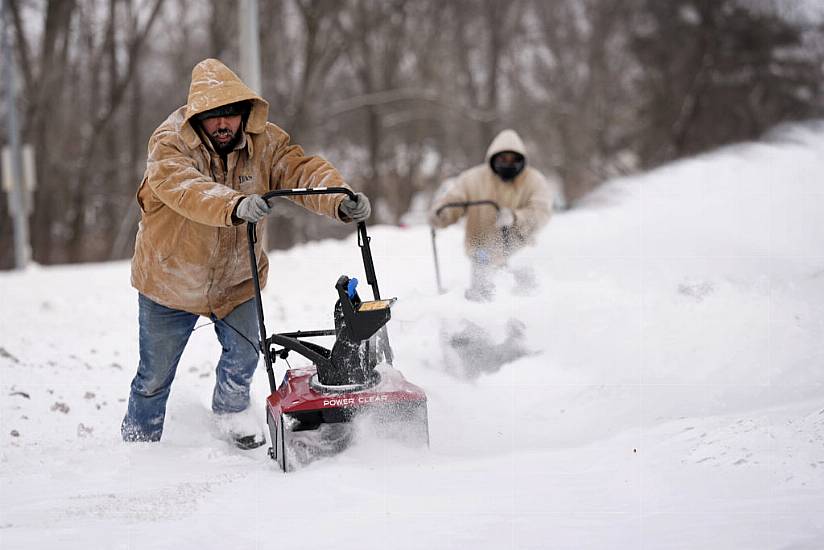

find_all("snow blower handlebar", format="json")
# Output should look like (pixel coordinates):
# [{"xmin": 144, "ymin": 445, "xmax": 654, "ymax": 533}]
[
  {"xmin": 260, "ymin": 187, "xmax": 381, "ymax": 300},
  {"xmin": 246, "ymin": 187, "xmax": 382, "ymax": 392}
]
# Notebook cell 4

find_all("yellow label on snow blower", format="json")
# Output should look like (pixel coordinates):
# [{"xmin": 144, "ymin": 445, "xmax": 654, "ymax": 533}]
[{"xmin": 358, "ymin": 299, "xmax": 395, "ymax": 312}]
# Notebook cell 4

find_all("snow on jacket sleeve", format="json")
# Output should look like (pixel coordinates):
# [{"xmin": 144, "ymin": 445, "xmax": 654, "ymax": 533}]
[
  {"xmin": 429, "ymin": 174, "xmax": 472, "ymax": 228},
  {"xmin": 145, "ymin": 130, "xmax": 242, "ymax": 227},
  {"xmin": 512, "ymin": 169, "xmax": 553, "ymax": 241},
  {"xmin": 268, "ymin": 129, "xmax": 348, "ymax": 221}
]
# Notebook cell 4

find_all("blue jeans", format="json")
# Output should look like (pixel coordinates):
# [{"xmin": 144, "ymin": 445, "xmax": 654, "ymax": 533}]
[{"xmin": 121, "ymin": 294, "xmax": 260, "ymax": 442}]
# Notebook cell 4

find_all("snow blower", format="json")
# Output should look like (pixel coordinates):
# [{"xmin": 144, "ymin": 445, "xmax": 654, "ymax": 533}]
[{"xmin": 247, "ymin": 187, "xmax": 429, "ymax": 472}]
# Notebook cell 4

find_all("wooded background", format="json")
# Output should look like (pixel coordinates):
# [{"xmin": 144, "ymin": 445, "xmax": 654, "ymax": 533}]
[{"xmin": 1, "ymin": 0, "xmax": 822, "ymax": 268}]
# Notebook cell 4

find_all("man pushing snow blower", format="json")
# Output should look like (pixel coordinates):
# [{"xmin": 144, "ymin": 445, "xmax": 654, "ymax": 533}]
[
  {"xmin": 428, "ymin": 129, "xmax": 554, "ymax": 301},
  {"xmin": 122, "ymin": 58, "xmax": 370, "ymax": 449}
]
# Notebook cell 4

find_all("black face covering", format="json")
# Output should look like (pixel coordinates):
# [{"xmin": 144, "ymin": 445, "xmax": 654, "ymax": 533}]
[{"xmin": 490, "ymin": 151, "xmax": 526, "ymax": 182}]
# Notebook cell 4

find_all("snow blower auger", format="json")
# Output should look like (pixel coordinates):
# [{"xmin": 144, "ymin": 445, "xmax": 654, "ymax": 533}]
[{"xmin": 247, "ymin": 187, "xmax": 429, "ymax": 472}]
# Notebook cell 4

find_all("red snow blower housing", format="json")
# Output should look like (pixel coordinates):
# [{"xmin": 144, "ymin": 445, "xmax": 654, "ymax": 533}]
[{"xmin": 247, "ymin": 187, "xmax": 429, "ymax": 472}]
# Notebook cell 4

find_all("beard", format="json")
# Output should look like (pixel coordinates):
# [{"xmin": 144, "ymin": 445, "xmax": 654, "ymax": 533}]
[{"xmin": 208, "ymin": 127, "xmax": 241, "ymax": 154}]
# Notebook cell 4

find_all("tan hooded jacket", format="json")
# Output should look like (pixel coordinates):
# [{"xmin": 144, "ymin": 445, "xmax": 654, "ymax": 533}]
[
  {"xmin": 429, "ymin": 129, "xmax": 553, "ymax": 264},
  {"xmin": 131, "ymin": 58, "xmax": 349, "ymax": 318}
]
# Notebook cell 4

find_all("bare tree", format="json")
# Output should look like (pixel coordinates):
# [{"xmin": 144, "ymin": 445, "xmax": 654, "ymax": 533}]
[
  {"xmin": 631, "ymin": 0, "xmax": 823, "ymax": 167},
  {"xmin": 8, "ymin": 0, "xmax": 76, "ymax": 262},
  {"xmin": 516, "ymin": 0, "xmax": 638, "ymax": 201},
  {"xmin": 1, "ymin": 0, "xmax": 821, "ymax": 268}
]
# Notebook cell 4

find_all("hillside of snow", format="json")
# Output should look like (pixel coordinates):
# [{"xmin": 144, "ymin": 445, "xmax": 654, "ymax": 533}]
[{"xmin": 2, "ymin": 123, "xmax": 824, "ymax": 549}]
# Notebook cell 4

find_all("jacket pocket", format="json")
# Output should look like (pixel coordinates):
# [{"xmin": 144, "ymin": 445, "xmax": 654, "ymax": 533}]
[
  {"xmin": 136, "ymin": 176, "xmax": 163, "ymax": 214},
  {"xmin": 151, "ymin": 216, "xmax": 186, "ymax": 264}
]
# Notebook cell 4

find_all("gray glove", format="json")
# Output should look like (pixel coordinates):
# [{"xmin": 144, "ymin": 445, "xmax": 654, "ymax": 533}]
[
  {"xmin": 339, "ymin": 192, "xmax": 371, "ymax": 223},
  {"xmin": 235, "ymin": 194, "xmax": 271, "ymax": 223}
]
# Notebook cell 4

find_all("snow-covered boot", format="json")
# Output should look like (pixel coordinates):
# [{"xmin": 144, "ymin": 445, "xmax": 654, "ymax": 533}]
[{"xmin": 215, "ymin": 407, "xmax": 266, "ymax": 450}]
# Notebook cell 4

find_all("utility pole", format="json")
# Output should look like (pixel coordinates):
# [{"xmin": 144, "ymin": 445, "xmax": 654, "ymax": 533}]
[
  {"xmin": 238, "ymin": 0, "xmax": 265, "ymax": 249},
  {"xmin": 1, "ymin": 0, "xmax": 30, "ymax": 269},
  {"xmin": 238, "ymin": 0, "xmax": 262, "ymax": 94}
]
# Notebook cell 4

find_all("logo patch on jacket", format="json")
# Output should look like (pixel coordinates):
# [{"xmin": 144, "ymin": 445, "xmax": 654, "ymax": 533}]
[{"xmin": 239, "ymin": 175, "xmax": 253, "ymax": 184}]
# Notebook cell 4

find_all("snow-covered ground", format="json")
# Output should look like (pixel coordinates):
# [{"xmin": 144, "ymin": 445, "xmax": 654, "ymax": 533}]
[{"xmin": 2, "ymin": 123, "xmax": 824, "ymax": 549}]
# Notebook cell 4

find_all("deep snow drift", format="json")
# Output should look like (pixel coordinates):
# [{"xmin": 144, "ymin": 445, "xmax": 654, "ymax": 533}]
[{"xmin": 2, "ymin": 123, "xmax": 824, "ymax": 549}]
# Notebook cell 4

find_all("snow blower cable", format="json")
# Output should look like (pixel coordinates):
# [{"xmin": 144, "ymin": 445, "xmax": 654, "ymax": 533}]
[
  {"xmin": 193, "ymin": 318, "xmax": 297, "ymax": 373},
  {"xmin": 192, "ymin": 319, "xmax": 259, "ymax": 353}
]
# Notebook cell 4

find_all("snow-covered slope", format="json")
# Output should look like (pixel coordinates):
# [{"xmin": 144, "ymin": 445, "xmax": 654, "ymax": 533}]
[{"xmin": 2, "ymin": 124, "xmax": 823, "ymax": 549}]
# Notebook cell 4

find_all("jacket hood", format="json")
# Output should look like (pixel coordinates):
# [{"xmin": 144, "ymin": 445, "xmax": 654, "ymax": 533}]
[
  {"xmin": 485, "ymin": 129, "xmax": 528, "ymax": 162},
  {"xmin": 183, "ymin": 58, "xmax": 269, "ymax": 136}
]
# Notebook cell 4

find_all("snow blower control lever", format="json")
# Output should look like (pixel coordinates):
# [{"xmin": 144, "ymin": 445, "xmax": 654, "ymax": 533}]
[{"xmin": 246, "ymin": 187, "xmax": 393, "ymax": 393}]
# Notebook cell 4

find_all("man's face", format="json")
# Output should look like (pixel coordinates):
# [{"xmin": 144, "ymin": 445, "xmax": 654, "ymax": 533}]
[{"xmin": 201, "ymin": 115, "xmax": 242, "ymax": 153}]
